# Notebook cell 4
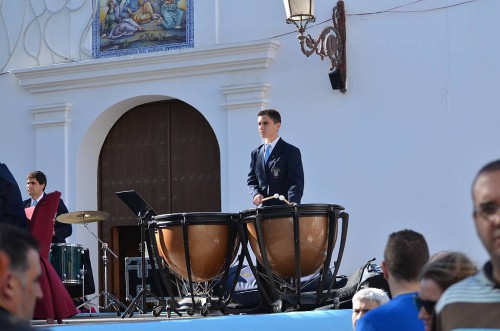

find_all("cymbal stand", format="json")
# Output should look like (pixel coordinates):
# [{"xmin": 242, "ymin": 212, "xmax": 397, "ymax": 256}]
[
  {"xmin": 81, "ymin": 222, "xmax": 127, "ymax": 313},
  {"xmin": 75, "ymin": 262, "xmax": 89, "ymax": 312}
]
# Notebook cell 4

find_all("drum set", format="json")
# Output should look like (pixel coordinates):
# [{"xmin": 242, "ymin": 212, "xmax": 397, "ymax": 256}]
[
  {"xmin": 55, "ymin": 211, "xmax": 127, "ymax": 313},
  {"xmin": 49, "ymin": 242, "xmax": 85, "ymax": 286}
]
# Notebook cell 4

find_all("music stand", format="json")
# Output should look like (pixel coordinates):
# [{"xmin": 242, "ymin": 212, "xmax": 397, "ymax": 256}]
[{"xmin": 116, "ymin": 190, "xmax": 163, "ymax": 317}]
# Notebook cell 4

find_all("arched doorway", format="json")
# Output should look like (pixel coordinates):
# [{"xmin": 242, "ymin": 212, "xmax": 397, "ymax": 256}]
[{"xmin": 97, "ymin": 99, "xmax": 221, "ymax": 305}]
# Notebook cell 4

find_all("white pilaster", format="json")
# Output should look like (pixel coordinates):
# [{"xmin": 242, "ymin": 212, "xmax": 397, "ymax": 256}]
[
  {"xmin": 30, "ymin": 103, "xmax": 71, "ymax": 203},
  {"xmin": 221, "ymin": 83, "xmax": 271, "ymax": 210}
]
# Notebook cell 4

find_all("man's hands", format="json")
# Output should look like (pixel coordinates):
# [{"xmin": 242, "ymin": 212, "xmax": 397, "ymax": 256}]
[{"xmin": 253, "ymin": 194, "xmax": 264, "ymax": 206}]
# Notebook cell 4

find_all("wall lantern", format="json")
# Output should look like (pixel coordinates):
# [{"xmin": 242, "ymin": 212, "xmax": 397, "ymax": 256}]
[{"xmin": 283, "ymin": 0, "xmax": 347, "ymax": 92}]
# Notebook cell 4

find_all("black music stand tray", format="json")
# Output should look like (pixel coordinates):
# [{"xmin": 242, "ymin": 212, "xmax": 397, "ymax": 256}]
[{"xmin": 116, "ymin": 190, "xmax": 167, "ymax": 317}]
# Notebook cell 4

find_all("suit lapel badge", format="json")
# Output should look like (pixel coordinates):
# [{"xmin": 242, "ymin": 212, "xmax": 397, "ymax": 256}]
[{"xmin": 271, "ymin": 166, "xmax": 280, "ymax": 178}]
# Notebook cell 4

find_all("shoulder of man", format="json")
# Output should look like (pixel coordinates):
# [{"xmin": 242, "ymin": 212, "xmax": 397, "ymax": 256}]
[
  {"xmin": 276, "ymin": 139, "xmax": 301, "ymax": 152},
  {"xmin": 356, "ymin": 300, "xmax": 393, "ymax": 329},
  {"xmin": 358, "ymin": 294, "xmax": 422, "ymax": 331},
  {"xmin": 435, "ymin": 270, "xmax": 493, "ymax": 313},
  {"xmin": 0, "ymin": 309, "xmax": 34, "ymax": 331},
  {"xmin": 434, "ymin": 269, "xmax": 500, "ymax": 331},
  {"xmin": 356, "ymin": 313, "xmax": 379, "ymax": 331},
  {"xmin": 252, "ymin": 144, "xmax": 265, "ymax": 153}
]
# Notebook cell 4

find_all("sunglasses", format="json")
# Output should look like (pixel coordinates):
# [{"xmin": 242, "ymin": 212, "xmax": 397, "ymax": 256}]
[{"xmin": 414, "ymin": 295, "xmax": 437, "ymax": 314}]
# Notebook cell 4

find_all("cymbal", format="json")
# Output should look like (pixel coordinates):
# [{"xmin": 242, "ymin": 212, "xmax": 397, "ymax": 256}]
[{"xmin": 57, "ymin": 211, "xmax": 110, "ymax": 224}]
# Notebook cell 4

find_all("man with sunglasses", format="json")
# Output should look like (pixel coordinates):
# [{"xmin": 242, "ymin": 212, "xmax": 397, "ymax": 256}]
[
  {"xmin": 357, "ymin": 229, "xmax": 429, "ymax": 331},
  {"xmin": 416, "ymin": 252, "xmax": 477, "ymax": 331},
  {"xmin": 434, "ymin": 159, "xmax": 500, "ymax": 330}
]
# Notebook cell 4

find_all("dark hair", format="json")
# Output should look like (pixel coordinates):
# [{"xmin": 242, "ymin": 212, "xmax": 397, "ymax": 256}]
[
  {"xmin": 0, "ymin": 224, "xmax": 39, "ymax": 274},
  {"xmin": 384, "ymin": 229, "xmax": 429, "ymax": 282},
  {"xmin": 419, "ymin": 252, "xmax": 477, "ymax": 291},
  {"xmin": 27, "ymin": 171, "xmax": 47, "ymax": 191},
  {"xmin": 472, "ymin": 159, "xmax": 500, "ymax": 198},
  {"xmin": 257, "ymin": 109, "xmax": 281, "ymax": 124}
]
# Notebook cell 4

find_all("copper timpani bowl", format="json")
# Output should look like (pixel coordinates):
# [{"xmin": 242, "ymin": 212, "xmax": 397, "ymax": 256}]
[
  {"xmin": 153, "ymin": 212, "xmax": 238, "ymax": 282},
  {"xmin": 241, "ymin": 204, "xmax": 342, "ymax": 279}
]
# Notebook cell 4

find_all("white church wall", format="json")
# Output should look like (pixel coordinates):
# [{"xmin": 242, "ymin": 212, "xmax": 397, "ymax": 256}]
[{"xmin": 1, "ymin": 0, "xmax": 499, "ymax": 287}]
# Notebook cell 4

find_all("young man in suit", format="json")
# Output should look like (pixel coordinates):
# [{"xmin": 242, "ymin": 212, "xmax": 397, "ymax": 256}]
[
  {"xmin": 247, "ymin": 109, "xmax": 304, "ymax": 206},
  {"xmin": 24, "ymin": 171, "xmax": 72, "ymax": 243}
]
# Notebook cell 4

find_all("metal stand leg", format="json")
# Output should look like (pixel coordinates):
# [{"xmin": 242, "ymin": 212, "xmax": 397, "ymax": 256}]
[
  {"xmin": 75, "ymin": 264, "xmax": 91, "ymax": 314},
  {"xmin": 84, "ymin": 242, "xmax": 128, "ymax": 314},
  {"xmin": 80, "ymin": 224, "xmax": 127, "ymax": 314},
  {"xmin": 121, "ymin": 213, "xmax": 164, "ymax": 318}
]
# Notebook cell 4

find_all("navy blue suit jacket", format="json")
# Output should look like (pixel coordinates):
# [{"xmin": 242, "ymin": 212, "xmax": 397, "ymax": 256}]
[
  {"xmin": 0, "ymin": 163, "xmax": 29, "ymax": 230},
  {"xmin": 0, "ymin": 307, "xmax": 34, "ymax": 331},
  {"xmin": 24, "ymin": 197, "xmax": 72, "ymax": 243},
  {"xmin": 247, "ymin": 138, "xmax": 304, "ymax": 206}
]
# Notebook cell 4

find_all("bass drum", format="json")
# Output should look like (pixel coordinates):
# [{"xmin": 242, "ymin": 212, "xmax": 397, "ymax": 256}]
[{"xmin": 49, "ymin": 243, "xmax": 84, "ymax": 285}]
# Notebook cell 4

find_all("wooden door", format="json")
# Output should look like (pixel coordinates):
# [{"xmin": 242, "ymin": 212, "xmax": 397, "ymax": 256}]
[{"xmin": 97, "ymin": 100, "xmax": 221, "ymax": 305}]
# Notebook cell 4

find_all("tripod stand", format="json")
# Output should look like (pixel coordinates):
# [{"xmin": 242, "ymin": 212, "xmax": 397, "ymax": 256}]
[
  {"xmin": 121, "ymin": 209, "xmax": 165, "ymax": 317},
  {"xmin": 81, "ymin": 223, "xmax": 127, "ymax": 314}
]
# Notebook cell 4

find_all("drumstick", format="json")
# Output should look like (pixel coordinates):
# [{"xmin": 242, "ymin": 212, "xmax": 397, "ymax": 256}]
[
  {"xmin": 279, "ymin": 195, "xmax": 293, "ymax": 205},
  {"xmin": 261, "ymin": 193, "xmax": 279, "ymax": 202}
]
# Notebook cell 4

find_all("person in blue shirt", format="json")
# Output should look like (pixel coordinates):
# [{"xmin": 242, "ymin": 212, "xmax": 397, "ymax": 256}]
[{"xmin": 356, "ymin": 229, "xmax": 429, "ymax": 331}]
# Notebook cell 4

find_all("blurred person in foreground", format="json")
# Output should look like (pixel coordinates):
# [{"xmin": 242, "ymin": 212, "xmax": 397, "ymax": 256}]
[
  {"xmin": 0, "ymin": 163, "xmax": 28, "ymax": 229},
  {"xmin": 0, "ymin": 223, "xmax": 43, "ymax": 330},
  {"xmin": 435, "ymin": 159, "xmax": 500, "ymax": 330}
]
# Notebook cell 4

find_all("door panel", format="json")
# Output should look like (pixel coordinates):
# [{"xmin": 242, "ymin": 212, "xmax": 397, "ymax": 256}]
[{"xmin": 98, "ymin": 100, "xmax": 221, "ymax": 305}]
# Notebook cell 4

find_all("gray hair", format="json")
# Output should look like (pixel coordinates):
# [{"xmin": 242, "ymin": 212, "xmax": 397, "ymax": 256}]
[{"xmin": 352, "ymin": 288, "xmax": 390, "ymax": 306}]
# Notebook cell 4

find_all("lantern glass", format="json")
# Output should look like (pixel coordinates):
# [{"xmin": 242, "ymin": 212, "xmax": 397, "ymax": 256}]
[{"xmin": 283, "ymin": 0, "xmax": 314, "ymax": 22}]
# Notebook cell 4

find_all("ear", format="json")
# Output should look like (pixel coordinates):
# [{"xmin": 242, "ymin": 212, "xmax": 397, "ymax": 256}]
[
  {"xmin": 0, "ymin": 252, "xmax": 10, "ymax": 289},
  {"xmin": 381, "ymin": 261, "xmax": 389, "ymax": 281},
  {"xmin": 3, "ymin": 271, "xmax": 18, "ymax": 300},
  {"xmin": 473, "ymin": 210, "xmax": 480, "ymax": 224},
  {"xmin": 0, "ymin": 251, "xmax": 15, "ymax": 298}
]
